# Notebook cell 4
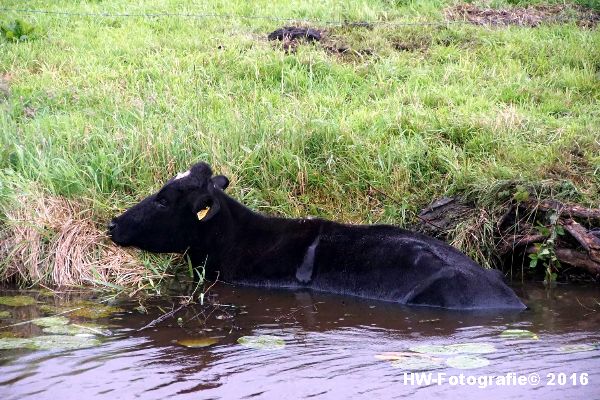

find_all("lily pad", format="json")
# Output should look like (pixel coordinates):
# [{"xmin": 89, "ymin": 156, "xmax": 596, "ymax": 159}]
[
  {"xmin": 447, "ymin": 343, "xmax": 496, "ymax": 354},
  {"xmin": 500, "ymin": 329, "xmax": 539, "ymax": 340},
  {"xmin": 0, "ymin": 337, "xmax": 36, "ymax": 350},
  {"xmin": 31, "ymin": 335, "xmax": 101, "ymax": 350},
  {"xmin": 410, "ymin": 343, "xmax": 496, "ymax": 355},
  {"xmin": 39, "ymin": 304, "xmax": 71, "ymax": 314},
  {"xmin": 446, "ymin": 355, "xmax": 490, "ymax": 370},
  {"xmin": 177, "ymin": 337, "xmax": 220, "ymax": 348},
  {"xmin": 410, "ymin": 344, "xmax": 460, "ymax": 355},
  {"xmin": 0, "ymin": 311, "xmax": 11, "ymax": 318},
  {"xmin": 31, "ymin": 316, "xmax": 70, "ymax": 327},
  {"xmin": 42, "ymin": 321, "xmax": 110, "ymax": 336},
  {"xmin": 391, "ymin": 357, "xmax": 445, "ymax": 371},
  {"xmin": 0, "ymin": 295, "xmax": 36, "ymax": 307},
  {"xmin": 559, "ymin": 344, "xmax": 598, "ymax": 353},
  {"xmin": 237, "ymin": 335, "xmax": 285, "ymax": 350},
  {"xmin": 42, "ymin": 325, "xmax": 89, "ymax": 335},
  {"xmin": 0, "ymin": 331, "xmax": 26, "ymax": 339},
  {"xmin": 69, "ymin": 302, "xmax": 124, "ymax": 319},
  {"xmin": 74, "ymin": 323, "xmax": 113, "ymax": 336},
  {"xmin": 375, "ymin": 352, "xmax": 444, "ymax": 371}
]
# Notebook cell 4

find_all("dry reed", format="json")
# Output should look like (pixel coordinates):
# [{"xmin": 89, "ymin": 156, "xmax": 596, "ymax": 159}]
[{"xmin": 0, "ymin": 192, "xmax": 166, "ymax": 288}]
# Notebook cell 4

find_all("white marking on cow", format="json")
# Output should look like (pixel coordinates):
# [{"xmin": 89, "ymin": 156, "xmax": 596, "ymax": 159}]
[
  {"xmin": 174, "ymin": 170, "xmax": 190, "ymax": 180},
  {"xmin": 296, "ymin": 235, "xmax": 320, "ymax": 283}
]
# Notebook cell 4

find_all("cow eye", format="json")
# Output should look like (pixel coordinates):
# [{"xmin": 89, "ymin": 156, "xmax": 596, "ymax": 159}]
[{"xmin": 156, "ymin": 198, "xmax": 168, "ymax": 208}]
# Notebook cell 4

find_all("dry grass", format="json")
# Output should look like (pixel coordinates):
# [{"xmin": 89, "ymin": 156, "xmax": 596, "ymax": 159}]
[
  {"xmin": 446, "ymin": 4, "xmax": 600, "ymax": 27},
  {"xmin": 0, "ymin": 191, "xmax": 168, "ymax": 288}
]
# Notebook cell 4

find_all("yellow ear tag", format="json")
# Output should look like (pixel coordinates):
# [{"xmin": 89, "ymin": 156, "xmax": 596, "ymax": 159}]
[{"xmin": 197, "ymin": 207, "xmax": 210, "ymax": 221}]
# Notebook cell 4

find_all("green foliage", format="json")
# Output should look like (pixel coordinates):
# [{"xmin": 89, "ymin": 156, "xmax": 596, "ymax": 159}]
[
  {"xmin": 188, "ymin": 255, "xmax": 208, "ymax": 305},
  {"xmin": 0, "ymin": 19, "xmax": 35, "ymax": 42},
  {"xmin": 528, "ymin": 213, "xmax": 565, "ymax": 285},
  {"xmin": 513, "ymin": 186, "xmax": 530, "ymax": 203}
]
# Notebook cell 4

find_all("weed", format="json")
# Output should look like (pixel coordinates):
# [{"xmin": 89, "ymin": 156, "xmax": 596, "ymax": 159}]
[
  {"xmin": 528, "ymin": 212, "xmax": 565, "ymax": 285},
  {"xmin": 1, "ymin": 19, "xmax": 35, "ymax": 42}
]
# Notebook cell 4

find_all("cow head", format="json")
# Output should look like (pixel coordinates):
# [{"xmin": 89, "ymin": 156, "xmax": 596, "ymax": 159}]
[{"xmin": 108, "ymin": 162, "xmax": 229, "ymax": 253}]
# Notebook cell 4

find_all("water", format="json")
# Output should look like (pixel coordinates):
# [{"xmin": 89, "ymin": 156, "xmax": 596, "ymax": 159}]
[{"xmin": 1, "ymin": 283, "xmax": 599, "ymax": 399}]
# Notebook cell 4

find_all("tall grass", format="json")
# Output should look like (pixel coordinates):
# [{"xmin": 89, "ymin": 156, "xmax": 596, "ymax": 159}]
[{"xmin": 0, "ymin": 0, "xmax": 599, "ymax": 287}]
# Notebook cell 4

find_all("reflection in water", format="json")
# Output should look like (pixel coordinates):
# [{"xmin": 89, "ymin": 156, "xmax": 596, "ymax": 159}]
[{"xmin": 1, "ymin": 283, "xmax": 599, "ymax": 399}]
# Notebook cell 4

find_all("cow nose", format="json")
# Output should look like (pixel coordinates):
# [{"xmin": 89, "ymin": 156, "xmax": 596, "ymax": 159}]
[{"xmin": 107, "ymin": 220, "xmax": 117, "ymax": 234}]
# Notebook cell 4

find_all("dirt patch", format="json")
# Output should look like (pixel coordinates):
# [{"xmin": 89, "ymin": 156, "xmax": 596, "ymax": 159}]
[
  {"xmin": 446, "ymin": 4, "xmax": 600, "ymax": 28},
  {"xmin": 267, "ymin": 26, "xmax": 323, "ymax": 52},
  {"xmin": 267, "ymin": 26, "xmax": 323, "ymax": 43},
  {"xmin": 267, "ymin": 26, "xmax": 372, "ymax": 56}
]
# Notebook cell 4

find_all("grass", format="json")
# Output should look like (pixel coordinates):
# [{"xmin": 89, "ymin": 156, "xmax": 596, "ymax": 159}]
[{"xmin": 0, "ymin": 0, "xmax": 599, "ymax": 288}]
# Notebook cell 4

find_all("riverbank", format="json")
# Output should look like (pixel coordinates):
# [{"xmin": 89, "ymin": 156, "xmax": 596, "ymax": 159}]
[{"xmin": 1, "ymin": 0, "xmax": 599, "ymax": 288}]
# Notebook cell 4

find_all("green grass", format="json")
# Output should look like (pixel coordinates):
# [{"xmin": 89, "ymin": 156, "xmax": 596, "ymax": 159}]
[{"xmin": 0, "ymin": 0, "xmax": 599, "ymax": 285}]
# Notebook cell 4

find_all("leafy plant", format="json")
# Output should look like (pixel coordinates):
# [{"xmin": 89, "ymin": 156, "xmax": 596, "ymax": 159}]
[
  {"xmin": 528, "ymin": 213, "xmax": 564, "ymax": 285},
  {"xmin": 513, "ymin": 185, "xmax": 530, "ymax": 203},
  {"xmin": 1, "ymin": 19, "xmax": 35, "ymax": 42}
]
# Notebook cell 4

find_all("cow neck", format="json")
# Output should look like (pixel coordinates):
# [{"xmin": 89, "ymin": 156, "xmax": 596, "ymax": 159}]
[{"xmin": 204, "ymin": 191, "xmax": 321, "ymax": 269}]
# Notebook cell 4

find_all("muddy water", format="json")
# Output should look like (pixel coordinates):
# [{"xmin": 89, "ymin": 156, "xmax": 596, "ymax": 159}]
[{"xmin": 1, "ymin": 283, "xmax": 599, "ymax": 400}]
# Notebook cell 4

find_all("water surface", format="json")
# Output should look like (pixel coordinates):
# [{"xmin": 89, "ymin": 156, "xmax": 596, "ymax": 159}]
[{"xmin": 1, "ymin": 283, "xmax": 599, "ymax": 399}]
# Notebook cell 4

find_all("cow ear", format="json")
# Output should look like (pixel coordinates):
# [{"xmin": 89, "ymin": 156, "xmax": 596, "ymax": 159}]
[
  {"xmin": 211, "ymin": 175, "xmax": 229, "ymax": 191},
  {"xmin": 193, "ymin": 183, "xmax": 221, "ymax": 222}
]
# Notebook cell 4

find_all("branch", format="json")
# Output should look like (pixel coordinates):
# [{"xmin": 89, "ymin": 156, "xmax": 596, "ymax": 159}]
[
  {"xmin": 136, "ymin": 304, "xmax": 185, "ymax": 332},
  {"xmin": 561, "ymin": 219, "xmax": 600, "ymax": 263},
  {"xmin": 529, "ymin": 200, "xmax": 600, "ymax": 221},
  {"xmin": 555, "ymin": 248, "xmax": 600, "ymax": 277},
  {"xmin": 497, "ymin": 233, "xmax": 547, "ymax": 255}
]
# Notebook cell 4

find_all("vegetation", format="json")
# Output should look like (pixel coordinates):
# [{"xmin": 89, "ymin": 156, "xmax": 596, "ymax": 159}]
[{"xmin": 0, "ymin": 0, "xmax": 598, "ymax": 289}]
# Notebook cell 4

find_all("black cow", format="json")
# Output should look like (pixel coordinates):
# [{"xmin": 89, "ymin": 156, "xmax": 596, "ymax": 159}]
[{"xmin": 109, "ymin": 162, "xmax": 526, "ymax": 310}]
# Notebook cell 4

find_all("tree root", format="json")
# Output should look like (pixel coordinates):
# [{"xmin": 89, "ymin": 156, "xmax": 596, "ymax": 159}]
[{"xmin": 417, "ymin": 197, "xmax": 600, "ymax": 280}]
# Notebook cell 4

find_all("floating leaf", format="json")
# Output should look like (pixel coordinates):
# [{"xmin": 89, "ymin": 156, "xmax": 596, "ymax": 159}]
[
  {"xmin": 1, "ymin": 333, "xmax": 101, "ymax": 351},
  {"xmin": 0, "ymin": 337, "xmax": 36, "ymax": 350},
  {"xmin": 177, "ymin": 337, "xmax": 219, "ymax": 348},
  {"xmin": 410, "ymin": 343, "xmax": 496, "ymax": 355},
  {"xmin": 0, "ymin": 331, "xmax": 26, "ymax": 339},
  {"xmin": 0, "ymin": 295, "xmax": 36, "ymax": 307},
  {"xmin": 0, "ymin": 311, "xmax": 11, "ymax": 318},
  {"xmin": 391, "ymin": 356, "xmax": 445, "ymax": 371},
  {"xmin": 38, "ymin": 304, "xmax": 65, "ymax": 314},
  {"xmin": 31, "ymin": 316, "xmax": 70, "ymax": 327},
  {"xmin": 73, "ymin": 323, "xmax": 113, "ymax": 336},
  {"xmin": 31, "ymin": 335, "xmax": 100, "ymax": 350},
  {"xmin": 43, "ymin": 323, "xmax": 112, "ymax": 336},
  {"xmin": 237, "ymin": 335, "xmax": 285, "ymax": 350},
  {"xmin": 500, "ymin": 329, "xmax": 539, "ymax": 340},
  {"xmin": 69, "ymin": 302, "xmax": 124, "ymax": 319},
  {"xmin": 42, "ymin": 324, "xmax": 96, "ymax": 336},
  {"xmin": 446, "ymin": 355, "xmax": 490, "ymax": 370},
  {"xmin": 375, "ymin": 352, "xmax": 444, "ymax": 371},
  {"xmin": 559, "ymin": 344, "xmax": 598, "ymax": 353},
  {"xmin": 410, "ymin": 344, "xmax": 460, "ymax": 355},
  {"xmin": 447, "ymin": 343, "xmax": 496, "ymax": 354}
]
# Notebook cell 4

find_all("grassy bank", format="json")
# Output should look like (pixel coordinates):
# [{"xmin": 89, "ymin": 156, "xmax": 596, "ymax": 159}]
[{"xmin": 1, "ymin": 0, "xmax": 599, "ymax": 288}]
